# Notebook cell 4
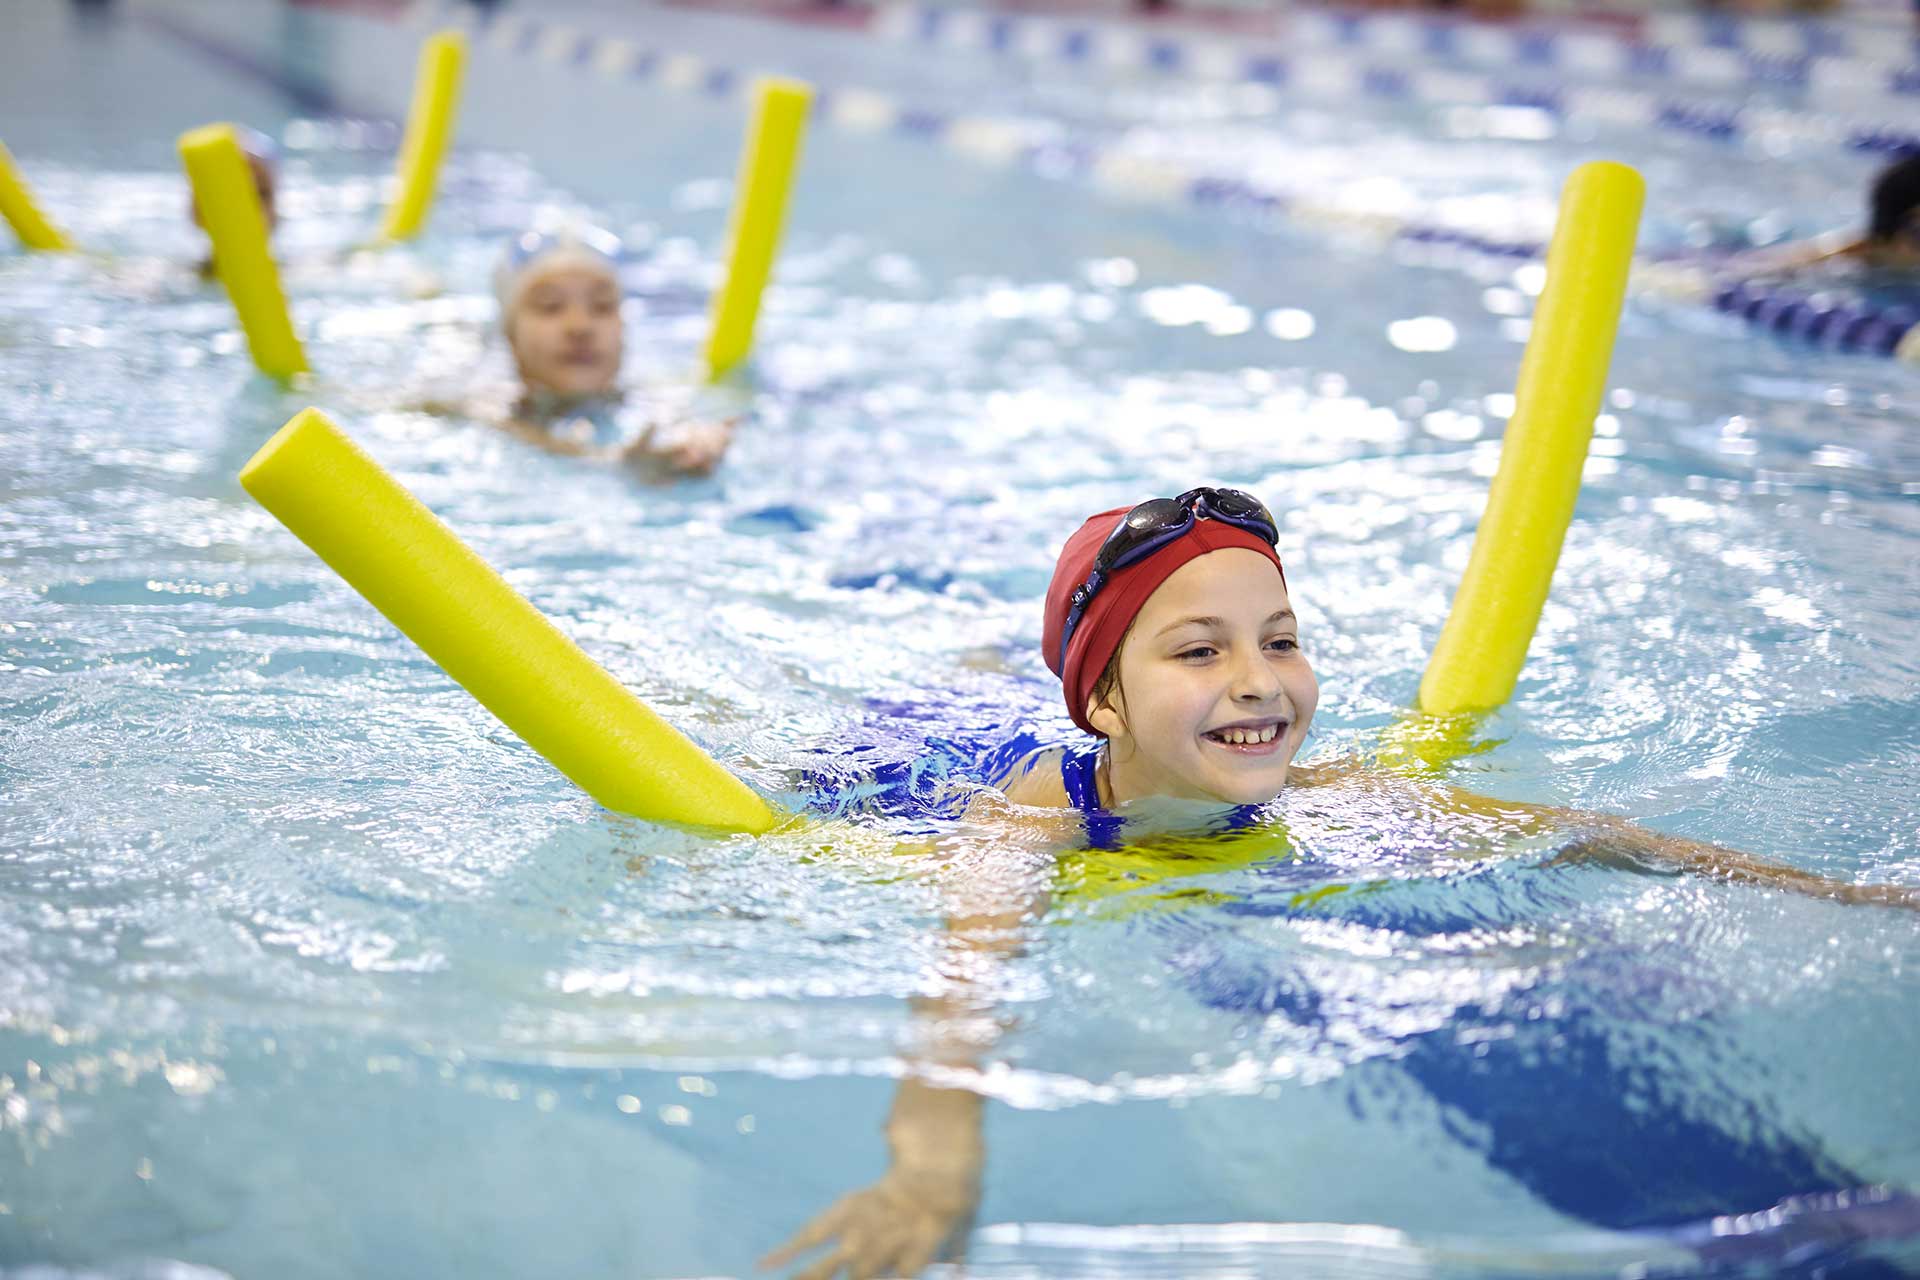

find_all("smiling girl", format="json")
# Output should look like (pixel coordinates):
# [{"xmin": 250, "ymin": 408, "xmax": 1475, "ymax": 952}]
[
  {"xmin": 764, "ymin": 485, "xmax": 1920, "ymax": 1280},
  {"xmin": 1010, "ymin": 489, "xmax": 1315, "ymax": 812}
]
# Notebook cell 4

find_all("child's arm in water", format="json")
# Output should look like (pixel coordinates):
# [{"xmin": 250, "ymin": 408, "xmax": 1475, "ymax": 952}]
[
  {"xmin": 498, "ymin": 403, "xmax": 735, "ymax": 474},
  {"xmin": 615, "ymin": 413, "xmax": 735, "ymax": 476},
  {"xmin": 1635, "ymin": 231, "xmax": 1863, "ymax": 304},
  {"xmin": 407, "ymin": 389, "xmax": 736, "ymax": 475},
  {"xmin": 762, "ymin": 821, "xmax": 1057, "ymax": 1279},
  {"xmin": 1543, "ymin": 810, "xmax": 1918, "ymax": 909},
  {"xmin": 1316, "ymin": 759, "xmax": 1920, "ymax": 910}
]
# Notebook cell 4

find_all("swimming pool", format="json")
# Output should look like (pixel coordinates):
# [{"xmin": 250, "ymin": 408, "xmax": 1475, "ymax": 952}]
[{"xmin": 3, "ymin": 0, "xmax": 1919, "ymax": 1276}]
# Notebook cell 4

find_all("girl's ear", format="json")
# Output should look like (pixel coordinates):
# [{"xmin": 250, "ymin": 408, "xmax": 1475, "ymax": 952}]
[{"xmin": 1086, "ymin": 693, "xmax": 1126, "ymax": 740}]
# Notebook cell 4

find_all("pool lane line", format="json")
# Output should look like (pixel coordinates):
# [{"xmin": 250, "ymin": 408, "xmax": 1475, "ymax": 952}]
[
  {"xmin": 877, "ymin": 5, "xmax": 1920, "ymax": 162},
  {"xmin": 1712, "ymin": 279, "xmax": 1920, "ymax": 359},
  {"xmin": 869, "ymin": 2, "xmax": 1920, "ymax": 99},
  {"xmin": 1642, "ymin": 8, "xmax": 1920, "ymax": 65},
  {"xmin": 1281, "ymin": 7, "xmax": 1920, "ymax": 103},
  {"xmin": 161, "ymin": 0, "xmax": 1920, "ymax": 365},
  {"xmin": 1168, "ymin": 889, "xmax": 1920, "ymax": 1274},
  {"xmin": 414, "ymin": 2, "xmax": 1920, "ymax": 364},
  {"xmin": 414, "ymin": 2, "xmax": 1560, "ymax": 255},
  {"xmin": 133, "ymin": 5, "xmax": 398, "ymax": 137}
]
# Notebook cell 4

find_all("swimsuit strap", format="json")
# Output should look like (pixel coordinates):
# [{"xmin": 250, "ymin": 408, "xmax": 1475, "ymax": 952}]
[
  {"xmin": 1058, "ymin": 743, "xmax": 1268, "ymax": 849},
  {"xmin": 1059, "ymin": 742, "xmax": 1106, "ymax": 814},
  {"xmin": 1059, "ymin": 743, "xmax": 1127, "ymax": 851}
]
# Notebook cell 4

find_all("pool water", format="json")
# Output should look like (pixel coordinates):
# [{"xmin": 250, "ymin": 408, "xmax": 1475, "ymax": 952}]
[{"xmin": 3, "ymin": 1, "xmax": 1919, "ymax": 1277}]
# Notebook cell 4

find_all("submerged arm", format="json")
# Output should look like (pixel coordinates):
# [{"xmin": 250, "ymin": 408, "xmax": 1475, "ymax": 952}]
[
  {"xmin": 617, "ymin": 413, "xmax": 736, "ymax": 475},
  {"xmin": 1545, "ymin": 811, "xmax": 1920, "ymax": 909},
  {"xmin": 495, "ymin": 412, "xmax": 603, "ymax": 457},
  {"xmin": 763, "ymin": 829, "xmax": 1054, "ymax": 1279},
  {"xmin": 1393, "ymin": 770, "xmax": 1920, "ymax": 910}
]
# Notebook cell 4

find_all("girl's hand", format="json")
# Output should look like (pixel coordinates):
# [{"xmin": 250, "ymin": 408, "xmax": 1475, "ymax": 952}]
[
  {"xmin": 627, "ymin": 417, "xmax": 736, "ymax": 475},
  {"xmin": 759, "ymin": 1161, "xmax": 978, "ymax": 1280},
  {"xmin": 763, "ymin": 1080, "xmax": 984, "ymax": 1279}
]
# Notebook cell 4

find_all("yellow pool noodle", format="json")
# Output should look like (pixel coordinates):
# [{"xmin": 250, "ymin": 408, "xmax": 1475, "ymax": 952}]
[
  {"xmin": 379, "ymin": 30, "xmax": 466, "ymax": 243},
  {"xmin": 1417, "ymin": 161, "xmax": 1644, "ymax": 717},
  {"xmin": 704, "ymin": 77, "xmax": 813, "ymax": 381},
  {"xmin": 239, "ymin": 408, "xmax": 780, "ymax": 834},
  {"xmin": 0, "ymin": 141, "xmax": 74, "ymax": 251},
  {"xmin": 179, "ymin": 124, "xmax": 307, "ymax": 381}
]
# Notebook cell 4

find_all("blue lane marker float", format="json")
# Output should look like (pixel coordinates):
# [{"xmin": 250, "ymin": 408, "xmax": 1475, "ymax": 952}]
[
  {"xmin": 404, "ymin": 0, "xmax": 1918, "ymax": 362},
  {"xmin": 876, "ymin": 2, "xmax": 1920, "ymax": 154},
  {"xmin": 1713, "ymin": 279, "xmax": 1920, "ymax": 357},
  {"xmin": 1300, "ymin": 5, "xmax": 1918, "ymax": 97}
]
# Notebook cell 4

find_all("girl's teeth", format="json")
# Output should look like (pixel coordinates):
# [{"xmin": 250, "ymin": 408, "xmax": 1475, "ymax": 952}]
[{"xmin": 1211, "ymin": 725, "xmax": 1282, "ymax": 745}]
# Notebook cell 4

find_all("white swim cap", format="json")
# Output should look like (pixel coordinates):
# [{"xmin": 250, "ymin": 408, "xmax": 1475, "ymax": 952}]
[
  {"xmin": 235, "ymin": 125, "xmax": 278, "ymax": 165},
  {"xmin": 492, "ymin": 224, "xmax": 623, "ymax": 324}
]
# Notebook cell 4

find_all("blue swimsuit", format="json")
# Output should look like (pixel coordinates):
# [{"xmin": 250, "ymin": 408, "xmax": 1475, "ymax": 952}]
[
  {"xmin": 1061, "ymin": 742, "xmax": 1269, "ymax": 849},
  {"xmin": 1058, "ymin": 742, "xmax": 1124, "ymax": 850}
]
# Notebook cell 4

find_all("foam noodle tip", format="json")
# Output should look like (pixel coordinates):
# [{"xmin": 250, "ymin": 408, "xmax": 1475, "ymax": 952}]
[
  {"xmin": 240, "ymin": 408, "xmax": 779, "ymax": 833},
  {"xmin": 379, "ymin": 30, "xmax": 467, "ymax": 243},
  {"xmin": 179, "ymin": 123, "xmax": 307, "ymax": 380},
  {"xmin": 0, "ymin": 141, "xmax": 74, "ymax": 251},
  {"xmin": 704, "ymin": 77, "xmax": 813, "ymax": 380},
  {"xmin": 1417, "ymin": 161, "xmax": 1644, "ymax": 718}
]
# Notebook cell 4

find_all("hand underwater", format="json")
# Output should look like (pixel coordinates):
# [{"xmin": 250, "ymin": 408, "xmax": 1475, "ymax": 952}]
[
  {"xmin": 763, "ymin": 1081, "xmax": 982, "ymax": 1280},
  {"xmin": 627, "ymin": 416, "xmax": 736, "ymax": 476}
]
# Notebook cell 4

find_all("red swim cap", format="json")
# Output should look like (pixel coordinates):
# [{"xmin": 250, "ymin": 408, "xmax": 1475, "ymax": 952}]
[{"xmin": 1042, "ymin": 505, "xmax": 1285, "ymax": 736}]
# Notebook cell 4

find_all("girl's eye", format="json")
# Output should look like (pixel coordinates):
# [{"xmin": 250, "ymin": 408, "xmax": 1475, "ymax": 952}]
[
  {"xmin": 1266, "ymin": 637, "xmax": 1299, "ymax": 653},
  {"xmin": 1175, "ymin": 646, "xmax": 1217, "ymax": 661}
]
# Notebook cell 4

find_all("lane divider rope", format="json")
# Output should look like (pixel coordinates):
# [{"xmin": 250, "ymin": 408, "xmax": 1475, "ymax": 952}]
[
  {"xmin": 399, "ymin": 1, "xmax": 1920, "ymax": 364},
  {"xmin": 874, "ymin": 5, "xmax": 1920, "ymax": 160}
]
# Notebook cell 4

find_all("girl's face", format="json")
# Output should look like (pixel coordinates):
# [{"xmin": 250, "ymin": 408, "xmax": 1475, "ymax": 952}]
[
  {"xmin": 1088, "ymin": 548, "xmax": 1318, "ymax": 807},
  {"xmin": 1869, "ymin": 220, "xmax": 1920, "ymax": 269},
  {"xmin": 507, "ymin": 266, "xmax": 623, "ymax": 399}
]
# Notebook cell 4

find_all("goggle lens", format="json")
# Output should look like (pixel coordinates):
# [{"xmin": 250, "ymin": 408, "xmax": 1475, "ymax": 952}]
[{"xmin": 1059, "ymin": 487, "xmax": 1279, "ymax": 669}]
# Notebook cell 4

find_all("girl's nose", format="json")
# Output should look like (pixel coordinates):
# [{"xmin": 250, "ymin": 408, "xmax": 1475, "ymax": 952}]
[{"xmin": 1231, "ymin": 649, "xmax": 1283, "ymax": 703}]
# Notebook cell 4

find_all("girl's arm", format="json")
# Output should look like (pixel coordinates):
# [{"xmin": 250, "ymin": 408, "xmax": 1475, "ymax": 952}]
[
  {"xmin": 487, "ymin": 409, "xmax": 732, "ymax": 471},
  {"xmin": 763, "ymin": 833, "xmax": 1054, "ymax": 1279},
  {"xmin": 619, "ymin": 414, "xmax": 736, "ymax": 476},
  {"xmin": 1359, "ymin": 766, "xmax": 1920, "ymax": 910},
  {"xmin": 1545, "ymin": 812, "xmax": 1920, "ymax": 909},
  {"xmin": 1732, "ymin": 231, "xmax": 1866, "ymax": 278},
  {"xmin": 496, "ymin": 413, "xmax": 603, "ymax": 457}
]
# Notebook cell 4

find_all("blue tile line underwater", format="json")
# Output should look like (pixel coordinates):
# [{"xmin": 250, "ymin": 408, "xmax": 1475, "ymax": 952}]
[{"xmin": 1158, "ymin": 862, "xmax": 1920, "ymax": 1275}]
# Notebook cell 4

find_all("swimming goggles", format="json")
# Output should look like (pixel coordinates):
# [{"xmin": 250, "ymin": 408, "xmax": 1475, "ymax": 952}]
[
  {"xmin": 502, "ymin": 224, "xmax": 624, "ymax": 271},
  {"xmin": 1056, "ymin": 487, "xmax": 1278, "ymax": 669}
]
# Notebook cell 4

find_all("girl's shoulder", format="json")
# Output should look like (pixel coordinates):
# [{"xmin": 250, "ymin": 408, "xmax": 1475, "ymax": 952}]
[{"xmin": 994, "ymin": 746, "xmax": 1072, "ymax": 809}]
